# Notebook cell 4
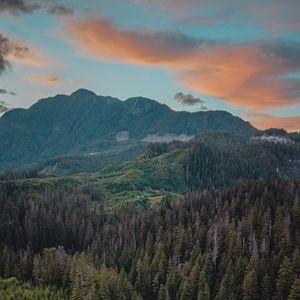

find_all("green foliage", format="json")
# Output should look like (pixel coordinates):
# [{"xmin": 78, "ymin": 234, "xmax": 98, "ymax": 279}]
[
  {"xmin": 242, "ymin": 269, "xmax": 259, "ymax": 300},
  {"xmin": 276, "ymin": 256, "xmax": 295, "ymax": 299},
  {"xmin": 0, "ymin": 277, "xmax": 66, "ymax": 299},
  {"xmin": 4, "ymin": 153, "xmax": 185, "ymax": 214},
  {"xmin": 3, "ymin": 132, "xmax": 300, "ymax": 214}
]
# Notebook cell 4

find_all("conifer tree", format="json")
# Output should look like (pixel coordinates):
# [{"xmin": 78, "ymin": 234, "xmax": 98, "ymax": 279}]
[
  {"xmin": 276, "ymin": 256, "xmax": 294, "ymax": 299},
  {"xmin": 242, "ymin": 269, "xmax": 260, "ymax": 300},
  {"xmin": 261, "ymin": 273, "xmax": 272, "ymax": 300},
  {"xmin": 288, "ymin": 276, "xmax": 300, "ymax": 300}
]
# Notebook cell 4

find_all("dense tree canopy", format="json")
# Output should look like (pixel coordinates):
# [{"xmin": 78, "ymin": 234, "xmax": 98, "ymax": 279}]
[{"xmin": 0, "ymin": 179, "xmax": 299, "ymax": 299}]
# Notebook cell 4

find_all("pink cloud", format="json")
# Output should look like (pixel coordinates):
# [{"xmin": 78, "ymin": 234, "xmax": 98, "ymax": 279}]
[
  {"xmin": 26, "ymin": 74, "xmax": 60, "ymax": 85},
  {"xmin": 66, "ymin": 17, "xmax": 300, "ymax": 113}
]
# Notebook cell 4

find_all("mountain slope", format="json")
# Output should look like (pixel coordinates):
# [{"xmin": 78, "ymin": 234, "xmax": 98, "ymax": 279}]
[
  {"xmin": 0, "ymin": 89, "xmax": 256, "ymax": 170},
  {"xmin": 4, "ymin": 132, "xmax": 299, "ymax": 210}
]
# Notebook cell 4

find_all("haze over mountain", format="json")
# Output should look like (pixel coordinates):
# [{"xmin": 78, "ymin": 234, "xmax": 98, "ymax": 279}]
[{"xmin": 0, "ymin": 89, "xmax": 256, "ymax": 171}]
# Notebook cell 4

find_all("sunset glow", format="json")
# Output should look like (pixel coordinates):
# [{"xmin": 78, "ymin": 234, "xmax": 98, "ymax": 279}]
[{"xmin": 0, "ymin": 0, "xmax": 299, "ymax": 130}]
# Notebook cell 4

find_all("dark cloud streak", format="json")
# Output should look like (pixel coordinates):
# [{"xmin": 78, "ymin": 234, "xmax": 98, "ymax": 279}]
[
  {"xmin": 47, "ymin": 5, "xmax": 73, "ymax": 16},
  {"xmin": 173, "ymin": 92, "xmax": 206, "ymax": 106},
  {"xmin": 0, "ymin": 88, "xmax": 16, "ymax": 95},
  {"xmin": 0, "ymin": 0, "xmax": 73, "ymax": 16},
  {"xmin": 0, "ymin": 0, "xmax": 40, "ymax": 15}
]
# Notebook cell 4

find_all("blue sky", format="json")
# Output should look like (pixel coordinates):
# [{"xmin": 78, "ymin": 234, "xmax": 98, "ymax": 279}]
[{"xmin": 0, "ymin": 0, "xmax": 300, "ymax": 130}]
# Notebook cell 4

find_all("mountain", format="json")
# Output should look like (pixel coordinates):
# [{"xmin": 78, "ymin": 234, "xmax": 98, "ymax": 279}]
[{"xmin": 0, "ymin": 89, "xmax": 257, "ymax": 171}]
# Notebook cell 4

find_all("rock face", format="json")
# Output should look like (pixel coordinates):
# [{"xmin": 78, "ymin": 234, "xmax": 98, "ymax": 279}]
[{"xmin": 0, "ymin": 89, "xmax": 257, "ymax": 170}]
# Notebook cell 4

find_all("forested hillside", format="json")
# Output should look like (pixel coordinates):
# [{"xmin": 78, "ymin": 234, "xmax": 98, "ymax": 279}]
[
  {"xmin": 183, "ymin": 133, "xmax": 300, "ymax": 189},
  {"xmin": 1, "ymin": 133, "xmax": 299, "ymax": 214},
  {"xmin": 0, "ymin": 179, "xmax": 300, "ymax": 299},
  {"xmin": 0, "ymin": 89, "xmax": 256, "ymax": 171}
]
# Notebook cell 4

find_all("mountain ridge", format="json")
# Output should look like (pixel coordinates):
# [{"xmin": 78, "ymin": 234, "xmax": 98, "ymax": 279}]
[{"xmin": 0, "ymin": 89, "xmax": 257, "ymax": 170}]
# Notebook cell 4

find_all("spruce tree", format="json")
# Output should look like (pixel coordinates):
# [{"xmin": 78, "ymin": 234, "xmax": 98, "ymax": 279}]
[
  {"xmin": 242, "ymin": 269, "xmax": 260, "ymax": 300},
  {"xmin": 276, "ymin": 256, "xmax": 294, "ymax": 299},
  {"xmin": 288, "ymin": 277, "xmax": 300, "ymax": 300},
  {"xmin": 261, "ymin": 273, "xmax": 272, "ymax": 300}
]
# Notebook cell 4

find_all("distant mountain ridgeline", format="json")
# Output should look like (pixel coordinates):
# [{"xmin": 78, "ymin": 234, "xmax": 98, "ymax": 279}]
[{"xmin": 0, "ymin": 89, "xmax": 256, "ymax": 171}]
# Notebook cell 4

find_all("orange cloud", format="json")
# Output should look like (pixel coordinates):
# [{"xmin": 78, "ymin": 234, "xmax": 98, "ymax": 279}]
[
  {"xmin": 66, "ymin": 18, "xmax": 198, "ymax": 66},
  {"xmin": 7, "ymin": 47, "xmax": 53, "ymax": 67},
  {"xmin": 177, "ymin": 43, "xmax": 300, "ymax": 109},
  {"xmin": 245, "ymin": 112, "xmax": 300, "ymax": 132},
  {"xmin": 66, "ymin": 17, "xmax": 300, "ymax": 112},
  {"xmin": 26, "ymin": 74, "xmax": 60, "ymax": 85}
]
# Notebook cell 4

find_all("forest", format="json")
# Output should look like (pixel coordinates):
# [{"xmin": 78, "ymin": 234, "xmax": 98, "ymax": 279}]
[
  {"xmin": 1, "ymin": 0, "xmax": 300, "ymax": 297},
  {"xmin": 0, "ymin": 177, "xmax": 300, "ymax": 299}
]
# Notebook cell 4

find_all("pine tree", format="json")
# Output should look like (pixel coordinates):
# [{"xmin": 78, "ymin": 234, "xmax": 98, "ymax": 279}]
[
  {"xmin": 197, "ymin": 282, "xmax": 210, "ymax": 300},
  {"xmin": 165, "ymin": 267, "xmax": 179, "ymax": 300},
  {"xmin": 152, "ymin": 273, "xmax": 161, "ymax": 299},
  {"xmin": 157, "ymin": 284, "xmax": 167, "ymax": 300},
  {"xmin": 189, "ymin": 261, "xmax": 201, "ymax": 298},
  {"xmin": 198, "ymin": 269, "xmax": 211, "ymax": 300},
  {"xmin": 242, "ymin": 269, "xmax": 260, "ymax": 300},
  {"xmin": 276, "ymin": 256, "xmax": 294, "ymax": 300},
  {"xmin": 288, "ymin": 277, "xmax": 300, "ymax": 300},
  {"xmin": 70, "ymin": 275, "xmax": 81, "ymax": 300},
  {"xmin": 261, "ymin": 273, "xmax": 272, "ymax": 300},
  {"xmin": 180, "ymin": 278, "xmax": 193, "ymax": 300}
]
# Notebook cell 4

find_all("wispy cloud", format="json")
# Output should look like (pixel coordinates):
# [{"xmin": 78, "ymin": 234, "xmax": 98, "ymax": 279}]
[
  {"xmin": 0, "ymin": 32, "xmax": 29, "ymax": 74},
  {"xmin": 66, "ymin": 17, "xmax": 300, "ymax": 111},
  {"xmin": 0, "ymin": 31, "xmax": 56, "ymax": 76},
  {"xmin": 179, "ymin": 16, "xmax": 216, "ymax": 25},
  {"xmin": 133, "ymin": 0, "xmax": 300, "ymax": 34},
  {"xmin": 26, "ymin": 74, "xmax": 60, "ymax": 85},
  {"xmin": 133, "ymin": 0, "xmax": 198, "ymax": 13},
  {"xmin": 47, "ymin": 5, "xmax": 73, "ymax": 16}
]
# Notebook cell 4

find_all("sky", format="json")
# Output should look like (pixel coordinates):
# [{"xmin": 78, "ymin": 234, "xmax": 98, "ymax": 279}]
[{"xmin": 0, "ymin": 0, "xmax": 300, "ymax": 131}]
